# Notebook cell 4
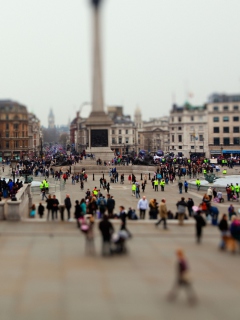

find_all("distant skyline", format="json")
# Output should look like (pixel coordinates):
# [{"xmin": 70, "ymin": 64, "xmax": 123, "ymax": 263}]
[{"xmin": 1, "ymin": 0, "xmax": 240, "ymax": 127}]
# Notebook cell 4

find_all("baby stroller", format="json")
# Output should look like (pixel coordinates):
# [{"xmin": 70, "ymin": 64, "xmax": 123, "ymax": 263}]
[
  {"xmin": 111, "ymin": 230, "xmax": 129, "ymax": 254},
  {"xmin": 230, "ymin": 194, "xmax": 239, "ymax": 202}
]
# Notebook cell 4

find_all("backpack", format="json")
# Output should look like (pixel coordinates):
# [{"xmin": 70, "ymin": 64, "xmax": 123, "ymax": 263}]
[
  {"xmin": 99, "ymin": 198, "xmax": 105, "ymax": 209},
  {"xmin": 201, "ymin": 202, "xmax": 207, "ymax": 211}
]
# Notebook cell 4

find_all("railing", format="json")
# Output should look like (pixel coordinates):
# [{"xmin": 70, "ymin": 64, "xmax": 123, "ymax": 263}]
[{"xmin": 31, "ymin": 183, "xmax": 65, "ymax": 194}]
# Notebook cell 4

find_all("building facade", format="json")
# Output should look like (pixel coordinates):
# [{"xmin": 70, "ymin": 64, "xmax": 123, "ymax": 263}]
[
  {"xmin": 134, "ymin": 108, "xmax": 169, "ymax": 153},
  {"xmin": 207, "ymin": 93, "xmax": 240, "ymax": 157},
  {"xmin": 0, "ymin": 100, "xmax": 29, "ymax": 160},
  {"xmin": 169, "ymin": 102, "xmax": 208, "ymax": 157}
]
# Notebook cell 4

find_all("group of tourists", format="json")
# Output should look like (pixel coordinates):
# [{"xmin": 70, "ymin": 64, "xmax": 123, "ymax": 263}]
[{"xmin": 0, "ymin": 177, "xmax": 23, "ymax": 200}]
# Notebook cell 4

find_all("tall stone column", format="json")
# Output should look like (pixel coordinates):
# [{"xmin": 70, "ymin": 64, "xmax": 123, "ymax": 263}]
[
  {"xmin": 92, "ymin": 0, "xmax": 104, "ymax": 114},
  {"xmin": 85, "ymin": 0, "xmax": 114, "ymax": 161}
]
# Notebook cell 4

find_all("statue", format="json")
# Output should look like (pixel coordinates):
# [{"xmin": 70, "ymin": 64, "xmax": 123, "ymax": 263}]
[
  {"xmin": 92, "ymin": 0, "xmax": 102, "ymax": 7},
  {"xmin": 205, "ymin": 173, "xmax": 217, "ymax": 184}
]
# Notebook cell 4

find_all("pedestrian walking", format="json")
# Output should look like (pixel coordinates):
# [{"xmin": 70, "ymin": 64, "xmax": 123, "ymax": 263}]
[
  {"xmin": 168, "ymin": 249, "xmax": 197, "ymax": 305},
  {"xmin": 46, "ymin": 195, "xmax": 53, "ymax": 220},
  {"xmin": 38, "ymin": 202, "xmax": 45, "ymax": 218},
  {"xmin": 137, "ymin": 196, "xmax": 149, "ymax": 219},
  {"xmin": 52, "ymin": 195, "xmax": 59, "ymax": 220},
  {"xmin": 176, "ymin": 197, "xmax": 187, "ymax": 225},
  {"xmin": 64, "ymin": 194, "xmax": 72, "ymax": 220},
  {"xmin": 99, "ymin": 215, "xmax": 114, "ymax": 256},
  {"xmin": 119, "ymin": 206, "xmax": 132, "ymax": 237},
  {"xmin": 186, "ymin": 198, "xmax": 194, "ymax": 217},
  {"xmin": 135, "ymin": 184, "xmax": 140, "ymax": 199},
  {"xmin": 194, "ymin": 210, "xmax": 206, "ymax": 243},
  {"xmin": 178, "ymin": 181, "xmax": 183, "ymax": 194},
  {"xmin": 196, "ymin": 179, "xmax": 201, "ymax": 191},
  {"xmin": 155, "ymin": 199, "xmax": 168, "ymax": 229}
]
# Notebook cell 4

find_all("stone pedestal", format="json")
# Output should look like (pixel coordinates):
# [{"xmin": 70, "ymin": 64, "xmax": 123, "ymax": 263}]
[
  {"xmin": 85, "ymin": 113, "xmax": 114, "ymax": 162},
  {"xmin": 7, "ymin": 200, "xmax": 21, "ymax": 221}
]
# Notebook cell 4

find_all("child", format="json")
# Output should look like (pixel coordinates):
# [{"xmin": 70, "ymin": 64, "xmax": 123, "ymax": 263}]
[{"xmin": 30, "ymin": 204, "xmax": 36, "ymax": 218}]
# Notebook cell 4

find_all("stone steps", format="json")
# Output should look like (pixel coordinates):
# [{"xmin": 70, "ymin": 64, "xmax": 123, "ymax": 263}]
[{"xmin": 73, "ymin": 164, "xmax": 156, "ymax": 175}]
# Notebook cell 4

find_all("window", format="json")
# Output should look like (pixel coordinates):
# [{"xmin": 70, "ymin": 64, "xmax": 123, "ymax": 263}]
[
  {"xmin": 118, "ymin": 130, "xmax": 121, "ymax": 134},
  {"xmin": 179, "ymin": 146, "xmax": 182, "ymax": 149},
  {"xmin": 178, "ymin": 135, "xmax": 182, "ymax": 142},
  {"xmin": 213, "ymin": 117, "xmax": 219, "ymax": 122},
  {"xmin": 199, "ymin": 116, "xmax": 203, "ymax": 121},
  {"xmin": 233, "ymin": 137, "xmax": 240, "ymax": 145},
  {"xmin": 5, "ymin": 132, "xmax": 9, "ymax": 138},
  {"xmin": 199, "ymin": 126, "xmax": 203, "ymax": 131},
  {"xmin": 233, "ymin": 127, "xmax": 239, "ymax": 133},
  {"xmin": 223, "ymin": 127, "xmax": 229, "ymax": 133},
  {"xmin": 199, "ymin": 135, "xmax": 204, "ymax": 142},
  {"xmin": 223, "ymin": 106, "xmax": 229, "ymax": 111},
  {"xmin": 172, "ymin": 135, "xmax": 174, "ymax": 142},
  {"xmin": 112, "ymin": 130, "xmax": 115, "ymax": 134},
  {"xmin": 22, "ymin": 131, "xmax": 24, "ymax": 137},
  {"xmin": 233, "ymin": 105, "xmax": 239, "ymax": 111},
  {"xmin": 125, "ymin": 137, "xmax": 129, "ymax": 143},
  {"xmin": 213, "ymin": 106, "xmax": 219, "ymax": 111},
  {"xmin": 126, "ymin": 130, "xmax": 128, "ymax": 134},
  {"xmin": 178, "ymin": 127, "xmax": 182, "ymax": 130},
  {"xmin": 199, "ymin": 146, "xmax": 203, "ymax": 149},
  {"xmin": 191, "ymin": 146, "xmax": 194, "ymax": 149},
  {"xmin": 178, "ymin": 117, "xmax": 182, "ymax": 122},
  {"xmin": 213, "ymin": 127, "xmax": 219, "ymax": 133},
  {"xmin": 223, "ymin": 138, "xmax": 230, "ymax": 145},
  {"xmin": 118, "ymin": 137, "xmax": 122, "ymax": 144},
  {"xmin": 233, "ymin": 116, "xmax": 239, "ymax": 121},
  {"xmin": 172, "ymin": 117, "xmax": 174, "ymax": 122},
  {"xmin": 190, "ymin": 135, "xmax": 195, "ymax": 142},
  {"xmin": 190, "ymin": 126, "xmax": 194, "ymax": 130},
  {"xmin": 112, "ymin": 138, "xmax": 116, "ymax": 144},
  {"xmin": 191, "ymin": 116, "xmax": 194, "ymax": 121},
  {"xmin": 6, "ymin": 141, "xmax": 9, "ymax": 148},
  {"xmin": 14, "ymin": 141, "xmax": 19, "ymax": 148},
  {"xmin": 6, "ymin": 123, "xmax": 9, "ymax": 130},
  {"xmin": 223, "ymin": 116, "xmax": 229, "ymax": 122},
  {"xmin": 213, "ymin": 138, "xmax": 220, "ymax": 145},
  {"xmin": 13, "ymin": 124, "xmax": 18, "ymax": 130},
  {"xmin": 6, "ymin": 115, "xmax": 8, "ymax": 120}
]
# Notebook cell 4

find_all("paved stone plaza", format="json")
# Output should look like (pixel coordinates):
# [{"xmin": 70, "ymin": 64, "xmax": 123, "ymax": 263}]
[
  {"xmin": 1, "ymin": 164, "xmax": 240, "ymax": 319},
  {"xmin": 0, "ymin": 221, "xmax": 239, "ymax": 320},
  {"xmin": 30, "ymin": 167, "xmax": 240, "ymax": 223}
]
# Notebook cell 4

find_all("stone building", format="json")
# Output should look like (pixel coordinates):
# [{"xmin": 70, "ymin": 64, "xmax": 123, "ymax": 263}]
[
  {"xmin": 108, "ymin": 106, "xmax": 137, "ymax": 155},
  {"xmin": 207, "ymin": 93, "xmax": 240, "ymax": 157},
  {"xmin": 169, "ymin": 102, "xmax": 208, "ymax": 157},
  {"xmin": 0, "ymin": 100, "xmax": 29, "ymax": 160},
  {"xmin": 134, "ymin": 108, "xmax": 169, "ymax": 153}
]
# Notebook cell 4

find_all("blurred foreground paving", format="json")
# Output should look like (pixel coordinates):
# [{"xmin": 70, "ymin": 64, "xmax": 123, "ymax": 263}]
[{"xmin": 0, "ymin": 221, "xmax": 239, "ymax": 320}]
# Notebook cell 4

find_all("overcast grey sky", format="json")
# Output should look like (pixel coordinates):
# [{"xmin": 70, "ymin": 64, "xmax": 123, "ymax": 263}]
[{"xmin": 1, "ymin": 0, "xmax": 240, "ymax": 127}]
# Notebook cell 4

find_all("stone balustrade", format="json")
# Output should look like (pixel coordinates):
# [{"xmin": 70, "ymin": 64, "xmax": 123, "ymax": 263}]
[{"xmin": 0, "ymin": 184, "xmax": 32, "ymax": 221}]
